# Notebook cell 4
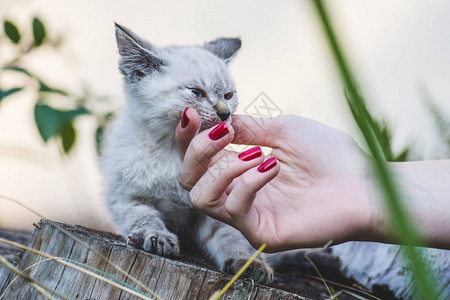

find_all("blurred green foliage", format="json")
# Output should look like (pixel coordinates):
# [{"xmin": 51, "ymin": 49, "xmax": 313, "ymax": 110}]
[
  {"xmin": 419, "ymin": 86, "xmax": 450, "ymax": 157},
  {"xmin": 426, "ymin": 100, "xmax": 450, "ymax": 154},
  {"xmin": 370, "ymin": 117, "xmax": 410, "ymax": 162},
  {"xmin": 312, "ymin": 1, "xmax": 443, "ymax": 298},
  {"xmin": 32, "ymin": 17, "xmax": 46, "ymax": 47},
  {"xmin": 0, "ymin": 16, "xmax": 113, "ymax": 154},
  {"xmin": 34, "ymin": 104, "xmax": 89, "ymax": 153},
  {"xmin": 4, "ymin": 21, "xmax": 21, "ymax": 44}
]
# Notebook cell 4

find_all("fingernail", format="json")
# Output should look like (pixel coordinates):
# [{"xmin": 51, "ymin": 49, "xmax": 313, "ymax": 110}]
[
  {"xmin": 257, "ymin": 157, "xmax": 277, "ymax": 173},
  {"xmin": 238, "ymin": 146, "xmax": 262, "ymax": 161},
  {"xmin": 209, "ymin": 121, "xmax": 229, "ymax": 141},
  {"xmin": 181, "ymin": 108, "xmax": 189, "ymax": 128}
]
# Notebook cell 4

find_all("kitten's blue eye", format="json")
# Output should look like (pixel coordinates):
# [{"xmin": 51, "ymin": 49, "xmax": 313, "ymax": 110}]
[
  {"xmin": 189, "ymin": 88, "xmax": 204, "ymax": 98},
  {"xmin": 224, "ymin": 92, "xmax": 234, "ymax": 100}
]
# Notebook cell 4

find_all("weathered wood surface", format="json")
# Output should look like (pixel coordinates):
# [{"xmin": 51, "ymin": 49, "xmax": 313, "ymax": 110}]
[
  {"xmin": 0, "ymin": 220, "xmax": 307, "ymax": 300},
  {"xmin": 6, "ymin": 220, "xmax": 445, "ymax": 299},
  {"xmin": 0, "ymin": 228, "xmax": 31, "ymax": 264}
]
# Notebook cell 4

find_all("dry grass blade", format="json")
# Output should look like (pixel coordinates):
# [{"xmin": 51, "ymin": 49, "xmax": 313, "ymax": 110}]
[
  {"xmin": 304, "ymin": 253, "xmax": 334, "ymax": 299},
  {"xmin": 303, "ymin": 241, "xmax": 379, "ymax": 300},
  {"xmin": 301, "ymin": 274, "xmax": 380, "ymax": 300},
  {"xmin": 0, "ymin": 256, "xmax": 66, "ymax": 300},
  {"xmin": 0, "ymin": 237, "xmax": 156, "ymax": 300},
  {"xmin": 2, "ymin": 255, "xmax": 152, "ymax": 300},
  {"xmin": 304, "ymin": 241, "xmax": 334, "ymax": 299},
  {"xmin": 209, "ymin": 243, "xmax": 266, "ymax": 300},
  {"xmin": 325, "ymin": 290, "xmax": 371, "ymax": 300},
  {"xmin": 338, "ymin": 290, "xmax": 371, "ymax": 300},
  {"xmin": 0, "ymin": 194, "xmax": 161, "ymax": 300},
  {"xmin": 1, "ymin": 257, "xmax": 60, "ymax": 297},
  {"xmin": 45, "ymin": 220, "xmax": 161, "ymax": 299}
]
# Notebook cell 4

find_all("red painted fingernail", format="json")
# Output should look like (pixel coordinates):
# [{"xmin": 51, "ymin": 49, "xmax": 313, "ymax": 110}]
[
  {"xmin": 181, "ymin": 108, "xmax": 189, "ymax": 128},
  {"xmin": 257, "ymin": 157, "xmax": 277, "ymax": 173},
  {"xmin": 208, "ymin": 121, "xmax": 229, "ymax": 141},
  {"xmin": 238, "ymin": 146, "xmax": 262, "ymax": 161}
]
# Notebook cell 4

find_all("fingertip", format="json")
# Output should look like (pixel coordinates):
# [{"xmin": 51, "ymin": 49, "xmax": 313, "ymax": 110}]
[
  {"xmin": 181, "ymin": 108, "xmax": 189, "ymax": 129},
  {"xmin": 228, "ymin": 121, "xmax": 235, "ymax": 140},
  {"xmin": 202, "ymin": 121, "xmax": 235, "ymax": 147},
  {"xmin": 186, "ymin": 108, "xmax": 201, "ymax": 125},
  {"xmin": 238, "ymin": 146, "xmax": 263, "ymax": 162},
  {"xmin": 223, "ymin": 121, "xmax": 235, "ymax": 144},
  {"xmin": 258, "ymin": 157, "xmax": 281, "ymax": 181},
  {"xmin": 257, "ymin": 156, "xmax": 278, "ymax": 173},
  {"xmin": 176, "ymin": 108, "xmax": 201, "ymax": 159},
  {"xmin": 178, "ymin": 108, "xmax": 200, "ymax": 132}
]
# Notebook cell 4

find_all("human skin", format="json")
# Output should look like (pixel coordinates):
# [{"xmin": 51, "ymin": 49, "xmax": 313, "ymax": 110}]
[{"xmin": 176, "ymin": 109, "xmax": 450, "ymax": 251}]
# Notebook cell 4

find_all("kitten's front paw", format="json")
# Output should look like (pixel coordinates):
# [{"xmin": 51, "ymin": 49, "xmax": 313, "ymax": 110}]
[
  {"xmin": 224, "ymin": 258, "xmax": 274, "ymax": 284},
  {"xmin": 127, "ymin": 229, "xmax": 180, "ymax": 257}
]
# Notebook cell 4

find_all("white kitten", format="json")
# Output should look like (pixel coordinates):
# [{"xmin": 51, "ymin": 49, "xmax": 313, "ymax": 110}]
[{"xmin": 100, "ymin": 23, "xmax": 273, "ymax": 283}]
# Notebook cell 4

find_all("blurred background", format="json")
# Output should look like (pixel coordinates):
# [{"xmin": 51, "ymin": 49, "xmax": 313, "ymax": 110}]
[{"xmin": 0, "ymin": 0, "xmax": 449, "ymax": 232}]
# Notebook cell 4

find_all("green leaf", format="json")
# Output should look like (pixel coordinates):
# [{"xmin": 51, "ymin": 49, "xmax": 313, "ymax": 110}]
[
  {"xmin": 378, "ymin": 124, "xmax": 394, "ymax": 161},
  {"xmin": 63, "ymin": 107, "xmax": 89, "ymax": 120},
  {"xmin": 0, "ymin": 87, "xmax": 23, "ymax": 102},
  {"xmin": 38, "ymin": 80, "xmax": 68, "ymax": 96},
  {"xmin": 34, "ymin": 103, "xmax": 87, "ymax": 147},
  {"xmin": 95, "ymin": 125, "xmax": 105, "ymax": 154},
  {"xmin": 34, "ymin": 104, "xmax": 62, "ymax": 142},
  {"xmin": 3, "ymin": 66, "xmax": 34, "ymax": 78},
  {"xmin": 394, "ymin": 148, "xmax": 409, "ymax": 162},
  {"xmin": 32, "ymin": 17, "xmax": 46, "ymax": 46},
  {"xmin": 4, "ymin": 21, "xmax": 21, "ymax": 44},
  {"xmin": 60, "ymin": 121, "xmax": 76, "ymax": 153},
  {"xmin": 4, "ymin": 68, "xmax": 69, "ymax": 96},
  {"xmin": 424, "ymin": 98, "xmax": 450, "ymax": 155}
]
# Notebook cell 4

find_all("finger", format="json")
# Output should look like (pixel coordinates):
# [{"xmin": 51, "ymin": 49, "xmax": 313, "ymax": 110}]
[
  {"xmin": 223, "ymin": 152, "xmax": 272, "ymax": 195},
  {"xmin": 178, "ymin": 121, "xmax": 234, "ymax": 190},
  {"xmin": 231, "ymin": 114, "xmax": 294, "ymax": 147},
  {"xmin": 225, "ymin": 157, "xmax": 280, "ymax": 229},
  {"xmin": 176, "ymin": 108, "xmax": 201, "ymax": 160},
  {"xmin": 192, "ymin": 146, "xmax": 265, "ymax": 210}
]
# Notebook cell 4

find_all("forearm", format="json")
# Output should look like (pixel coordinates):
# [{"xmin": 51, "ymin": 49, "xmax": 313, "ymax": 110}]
[{"xmin": 372, "ymin": 160, "xmax": 450, "ymax": 249}]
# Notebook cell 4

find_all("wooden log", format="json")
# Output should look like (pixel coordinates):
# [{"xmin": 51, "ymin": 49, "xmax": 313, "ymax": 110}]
[
  {"xmin": 4, "ymin": 221, "xmax": 446, "ymax": 299},
  {"xmin": 0, "ymin": 220, "xmax": 308, "ymax": 299},
  {"xmin": 0, "ymin": 228, "xmax": 31, "ymax": 264},
  {"xmin": 0, "ymin": 228, "xmax": 32, "ymax": 296}
]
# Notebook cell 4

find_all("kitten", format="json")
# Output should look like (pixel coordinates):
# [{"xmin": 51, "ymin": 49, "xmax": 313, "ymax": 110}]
[{"xmin": 100, "ymin": 23, "xmax": 273, "ymax": 283}]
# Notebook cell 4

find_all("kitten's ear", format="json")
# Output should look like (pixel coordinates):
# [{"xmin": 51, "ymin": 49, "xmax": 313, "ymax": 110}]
[
  {"xmin": 204, "ymin": 38, "xmax": 241, "ymax": 63},
  {"xmin": 114, "ymin": 23, "xmax": 166, "ymax": 77}
]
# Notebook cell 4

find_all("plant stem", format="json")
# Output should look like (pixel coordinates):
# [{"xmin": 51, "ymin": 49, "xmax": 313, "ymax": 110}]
[{"xmin": 311, "ymin": 0, "xmax": 439, "ymax": 298}]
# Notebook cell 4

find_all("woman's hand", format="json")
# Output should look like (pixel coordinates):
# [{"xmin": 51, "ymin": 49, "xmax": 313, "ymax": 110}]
[{"xmin": 176, "ymin": 109, "xmax": 380, "ymax": 252}]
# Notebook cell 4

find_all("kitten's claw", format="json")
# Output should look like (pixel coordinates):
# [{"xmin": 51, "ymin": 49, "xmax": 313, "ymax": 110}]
[
  {"xmin": 127, "ymin": 229, "xmax": 180, "ymax": 257},
  {"xmin": 224, "ymin": 258, "xmax": 274, "ymax": 284},
  {"xmin": 150, "ymin": 236, "xmax": 157, "ymax": 249}
]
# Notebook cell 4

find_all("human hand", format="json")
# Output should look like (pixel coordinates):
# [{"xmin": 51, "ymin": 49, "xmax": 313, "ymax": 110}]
[{"xmin": 176, "ymin": 109, "xmax": 381, "ymax": 252}]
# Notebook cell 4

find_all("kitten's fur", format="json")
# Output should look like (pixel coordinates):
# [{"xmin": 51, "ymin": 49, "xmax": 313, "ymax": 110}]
[{"xmin": 100, "ymin": 24, "xmax": 273, "ymax": 283}]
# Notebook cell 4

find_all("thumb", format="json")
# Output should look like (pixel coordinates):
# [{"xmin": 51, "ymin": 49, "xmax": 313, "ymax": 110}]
[{"xmin": 231, "ymin": 114, "xmax": 292, "ymax": 148}]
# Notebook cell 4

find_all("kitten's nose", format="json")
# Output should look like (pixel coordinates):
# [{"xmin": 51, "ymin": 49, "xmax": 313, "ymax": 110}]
[
  {"xmin": 217, "ymin": 110, "xmax": 230, "ymax": 121},
  {"xmin": 215, "ymin": 100, "xmax": 230, "ymax": 121}
]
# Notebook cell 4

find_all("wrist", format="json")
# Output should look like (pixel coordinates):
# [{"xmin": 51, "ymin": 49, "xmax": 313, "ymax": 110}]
[
  {"xmin": 351, "ymin": 159, "xmax": 389, "ymax": 244},
  {"xmin": 390, "ymin": 160, "xmax": 450, "ymax": 249},
  {"xmin": 354, "ymin": 160, "xmax": 416, "ymax": 245},
  {"xmin": 357, "ymin": 160, "xmax": 450, "ymax": 249}
]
